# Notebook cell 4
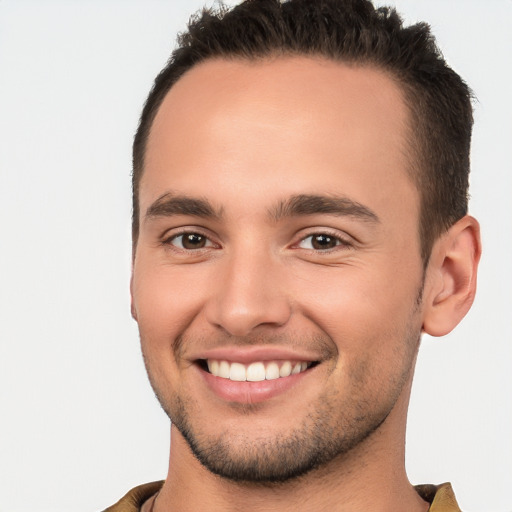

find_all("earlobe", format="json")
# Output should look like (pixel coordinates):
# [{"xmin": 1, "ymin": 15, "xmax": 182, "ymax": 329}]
[
  {"xmin": 422, "ymin": 215, "xmax": 481, "ymax": 337},
  {"xmin": 131, "ymin": 301, "xmax": 138, "ymax": 321},
  {"xmin": 130, "ymin": 274, "xmax": 138, "ymax": 321}
]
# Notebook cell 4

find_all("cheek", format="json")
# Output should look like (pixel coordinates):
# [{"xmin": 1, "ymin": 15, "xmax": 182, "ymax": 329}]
[
  {"xmin": 131, "ymin": 266, "xmax": 207, "ymax": 386},
  {"xmin": 299, "ymin": 268, "xmax": 413, "ymax": 334},
  {"xmin": 132, "ymin": 266, "xmax": 198, "ymax": 399},
  {"xmin": 132, "ymin": 260, "xmax": 206, "ymax": 337},
  {"xmin": 295, "ymin": 264, "xmax": 422, "ymax": 372}
]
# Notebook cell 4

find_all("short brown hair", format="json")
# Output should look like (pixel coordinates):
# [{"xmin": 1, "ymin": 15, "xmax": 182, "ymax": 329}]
[{"xmin": 132, "ymin": 0, "xmax": 473, "ymax": 264}]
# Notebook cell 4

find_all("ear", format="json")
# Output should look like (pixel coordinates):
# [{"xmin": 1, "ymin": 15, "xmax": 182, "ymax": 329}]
[
  {"xmin": 130, "ymin": 272, "xmax": 138, "ymax": 321},
  {"xmin": 422, "ymin": 215, "xmax": 481, "ymax": 337}
]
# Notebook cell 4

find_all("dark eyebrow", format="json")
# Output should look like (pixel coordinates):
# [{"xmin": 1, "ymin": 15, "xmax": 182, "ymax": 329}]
[
  {"xmin": 269, "ymin": 194, "xmax": 379, "ymax": 223},
  {"xmin": 145, "ymin": 192, "xmax": 223, "ymax": 221}
]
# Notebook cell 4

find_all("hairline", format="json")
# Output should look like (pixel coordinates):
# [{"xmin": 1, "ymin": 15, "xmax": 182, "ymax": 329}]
[{"xmin": 132, "ymin": 53, "xmax": 449, "ymax": 265}]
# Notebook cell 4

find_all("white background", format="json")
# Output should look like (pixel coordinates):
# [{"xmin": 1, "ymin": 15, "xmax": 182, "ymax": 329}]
[{"xmin": 0, "ymin": 1, "xmax": 511, "ymax": 511}]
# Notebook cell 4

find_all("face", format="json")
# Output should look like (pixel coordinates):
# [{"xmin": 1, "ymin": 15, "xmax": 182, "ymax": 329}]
[{"xmin": 131, "ymin": 57, "xmax": 426, "ymax": 482}]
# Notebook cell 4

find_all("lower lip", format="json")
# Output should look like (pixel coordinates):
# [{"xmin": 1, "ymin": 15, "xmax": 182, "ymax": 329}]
[{"xmin": 198, "ymin": 366, "xmax": 312, "ymax": 404}]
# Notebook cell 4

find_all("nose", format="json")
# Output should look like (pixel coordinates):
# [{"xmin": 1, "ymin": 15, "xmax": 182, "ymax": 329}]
[{"xmin": 204, "ymin": 249, "xmax": 292, "ymax": 337}]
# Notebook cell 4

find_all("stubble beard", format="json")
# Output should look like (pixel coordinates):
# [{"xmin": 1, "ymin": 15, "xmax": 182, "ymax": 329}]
[
  {"xmin": 142, "ymin": 323, "xmax": 422, "ymax": 484},
  {"xmin": 168, "ymin": 384, "xmax": 399, "ymax": 483}
]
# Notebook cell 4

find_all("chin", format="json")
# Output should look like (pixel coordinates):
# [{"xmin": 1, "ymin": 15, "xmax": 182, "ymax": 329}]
[{"xmin": 165, "ymin": 388, "xmax": 393, "ymax": 484}]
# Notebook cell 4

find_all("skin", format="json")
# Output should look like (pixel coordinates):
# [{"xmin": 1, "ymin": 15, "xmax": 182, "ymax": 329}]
[{"xmin": 131, "ymin": 57, "xmax": 480, "ymax": 511}]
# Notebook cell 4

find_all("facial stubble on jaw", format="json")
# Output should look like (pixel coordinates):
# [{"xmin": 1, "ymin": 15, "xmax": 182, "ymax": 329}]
[{"xmin": 140, "ymin": 319, "xmax": 423, "ymax": 485}]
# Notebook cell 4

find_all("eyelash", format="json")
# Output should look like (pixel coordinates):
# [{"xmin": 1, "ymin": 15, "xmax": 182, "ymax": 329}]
[
  {"xmin": 294, "ymin": 230, "xmax": 354, "ymax": 252},
  {"xmin": 162, "ymin": 230, "xmax": 217, "ymax": 251},
  {"xmin": 162, "ymin": 229, "xmax": 353, "ymax": 253}
]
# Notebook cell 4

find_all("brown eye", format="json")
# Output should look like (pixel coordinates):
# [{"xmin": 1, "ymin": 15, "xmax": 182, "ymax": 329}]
[
  {"xmin": 311, "ymin": 234, "xmax": 338, "ymax": 250},
  {"xmin": 183, "ymin": 233, "xmax": 206, "ymax": 249},
  {"xmin": 298, "ymin": 233, "xmax": 346, "ymax": 251},
  {"xmin": 170, "ymin": 233, "xmax": 212, "ymax": 250}
]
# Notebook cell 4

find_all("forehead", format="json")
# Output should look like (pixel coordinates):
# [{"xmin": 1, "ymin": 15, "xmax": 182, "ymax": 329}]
[{"xmin": 142, "ymin": 57, "xmax": 415, "ymax": 221}]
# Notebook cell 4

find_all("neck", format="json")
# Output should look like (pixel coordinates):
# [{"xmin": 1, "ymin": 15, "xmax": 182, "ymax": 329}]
[{"xmin": 154, "ymin": 384, "xmax": 429, "ymax": 512}]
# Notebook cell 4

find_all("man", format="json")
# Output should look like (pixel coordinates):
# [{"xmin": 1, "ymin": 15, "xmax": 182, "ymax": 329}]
[{"xmin": 105, "ymin": 0, "xmax": 481, "ymax": 510}]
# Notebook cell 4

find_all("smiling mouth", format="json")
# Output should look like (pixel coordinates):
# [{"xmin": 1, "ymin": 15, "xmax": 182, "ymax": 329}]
[{"xmin": 198, "ymin": 359, "xmax": 318, "ymax": 382}]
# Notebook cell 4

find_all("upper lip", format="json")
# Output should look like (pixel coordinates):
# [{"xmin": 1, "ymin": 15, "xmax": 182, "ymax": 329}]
[{"xmin": 189, "ymin": 345, "xmax": 321, "ymax": 365}]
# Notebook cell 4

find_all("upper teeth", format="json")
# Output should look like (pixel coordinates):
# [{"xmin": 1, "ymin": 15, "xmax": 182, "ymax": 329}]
[{"xmin": 207, "ymin": 360, "xmax": 310, "ymax": 382}]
